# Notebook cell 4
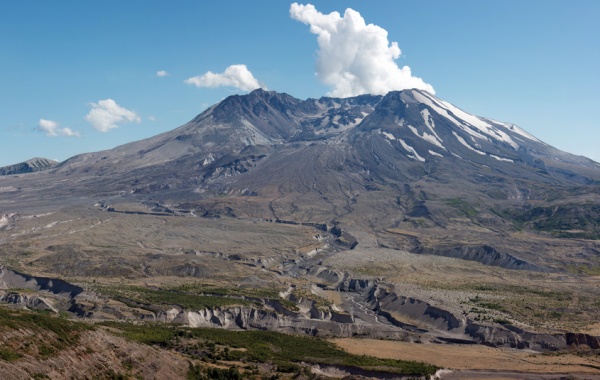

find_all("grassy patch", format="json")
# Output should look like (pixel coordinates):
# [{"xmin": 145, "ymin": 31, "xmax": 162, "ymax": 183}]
[
  {"xmin": 0, "ymin": 348, "xmax": 22, "ymax": 362},
  {"xmin": 98, "ymin": 286, "xmax": 254, "ymax": 311},
  {"xmin": 567, "ymin": 265, "xmax": 600, "ymax": 276},
  {"xmin": 501, "ymin": 204, "xmax": 600, "ymax": 239},
  {"xmin": 0, "ymin": 306, "xmax": 93, "ymax": 359},
  {"xmin": 102, "ymin": 322, "xmax": 438, "ymax": 376},
  {"xmin": 443, "ymin": 198, "xmax": 478, "ymax": 218},
  {"xmin": 171, "ymin": 282, "xmax": 299, "ymax": 311},
  {"xmin": 0, "ymin": 307, "xmax": 92, "ymax": 340},
  {"xmin": 476, "ymin": 301, "xmax": 508, "ymax": 313},
  {"xmin": 173, "ymin": 282, "xmax": 281, "ymax": 299}
]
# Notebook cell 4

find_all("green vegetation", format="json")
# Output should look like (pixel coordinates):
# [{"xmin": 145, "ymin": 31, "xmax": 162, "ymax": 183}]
[
  {"xmin": 98, "ymin": 285, "xmax": 254, "ymax": 311},
  {"xmin": 172, "ymin": 282, "xmax": 298, "ymax": 311},
  {"xmin": 180, "ymin": 282, "xmax": 309, "ymax": 312},
  {"xmin": 567, "ymin": 264, "xmax": 600, "ymax": 276},
  {"xmin": 475, "ymin": 300, "xmax": 508, "ymax": 313},
  {"xmin": 486, "ymin": 189, "xmax": 507, "ymax": 200},
  {"xmin": 0, "ymin": 348, "xmax": 22, "ymax": 362},
  {"xmin": 0, "ymin": 307, "xmax": 92, "ymax": 340},
  {"xmin": 500, "ymin": 204, "xmax": 600, "ymax": 239},
  {"xmin": 173, "ymin": 282, "xmax": 281, "ymax": 299},
  {"xmin": 0, "ymin": 306, "xmax": 93, "ymax": 360},
  {"xmin": 31, "ymin": 374, "xmax": 50, "ymax": 380},
  {"xmin": 470, "ymin": 284, "xmax": 570, "ymax": 300},
  {"xmin": 102, "ymin": 321, "xmax": 438, "ymax": 376},
  {"xmin": 443, "ymin": 198, "xmax": 478, "ymax": 218},
  {"xmin": 430, "ymin": 281, "xmax": 593, "ymax": 331},
  {"xmin": 187, "ymin": 363, "xmax": 242, "ymax": 380}
]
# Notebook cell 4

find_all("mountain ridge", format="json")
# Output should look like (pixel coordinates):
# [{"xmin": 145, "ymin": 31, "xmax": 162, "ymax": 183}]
[
  {"xmin": 47, "ymin": 88, "xmax": 600, "ymax": 183},
  {"xmin": 0, "ymin": 157, "xmax": 57, "ymax": 176}
]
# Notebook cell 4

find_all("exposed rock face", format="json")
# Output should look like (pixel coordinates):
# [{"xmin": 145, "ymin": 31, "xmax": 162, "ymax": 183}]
[
  {"xmin": 150, "ymin": 305, "xmax": 392, "ymax": 339},
  {"xmin": 0, "ymin": 267, "xmax": 83, "ymax": 297},
  {"xmin": 370, "ymin": 289, "xmax": 463, "ymax": 332},
  {"xmin": 169, "ymin": 307, "xmax": 286, "ymax": 329},
  {"xmin": 0, "ymin": 157, "xmax": 57, "ymax": 176},
  {"xmin": 412, "ymin": 245, "xmax": 545, "ymax": 272},
  {"xmin": 340, "ymin": 279, "xmax": 587, "ymax": 351},
  {"xmin": 464, "ymin": 322, "xmax": 566, "ymax": 350},
  {"xmin": 566, "ymin": 332, "xmax": 600, "ymax": 349},
  {"xmin": 0, "ymin": 292, "xmax": 57, "ymax": 311}
]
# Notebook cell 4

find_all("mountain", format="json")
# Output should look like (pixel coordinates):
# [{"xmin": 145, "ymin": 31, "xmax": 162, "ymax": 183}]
[
  {"xmin": 2, "ymin": 88, "xmax": 599, "ymax": 269},
  {"xmin": 2, "ymin": 89, "xmax": 600, "ymax": 376},
  {"xmin": 46, "ymin": 88, "xmax": 600, "ymax": 192},
  {"xmin": 0, "ymin": 157, "xmax": 57, "ymax": 176}
]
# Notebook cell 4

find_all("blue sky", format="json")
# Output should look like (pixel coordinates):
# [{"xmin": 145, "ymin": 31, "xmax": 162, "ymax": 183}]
[{"xmin": 1, "ymin": 1, "xmax": 599, "ymax": 167}]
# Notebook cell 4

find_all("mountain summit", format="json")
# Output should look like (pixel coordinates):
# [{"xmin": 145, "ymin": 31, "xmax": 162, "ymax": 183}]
[{"xmin": 53, "ymin": 88, "xmax": 599, "ymax": 185}]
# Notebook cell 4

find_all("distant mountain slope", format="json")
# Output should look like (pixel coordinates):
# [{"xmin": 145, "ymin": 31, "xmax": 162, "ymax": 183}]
[
  {"xmin": 2, "ymin": 89, "xmax": 600, "ymax": 242},
  {"xmin": 0, "ymin": 157, "xmax": 57, "ymax": 176}
]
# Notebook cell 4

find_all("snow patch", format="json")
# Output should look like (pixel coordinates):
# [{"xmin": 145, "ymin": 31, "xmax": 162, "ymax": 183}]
[
  {"xmin": 398, "ymin": 139, "xmax": 426, "ymax": 162},
  {"xmin": 490, "ymin": 154, "xmax": 514, "ymax": 163},
  {"xmin": 394, "ymin": 116, "xmax": 405, "ymax": 127},
  {"xmin": 429, "ymin": 150, "xmax": 443, "ymax": 157},
  {"xmin": 420, "ymin": 109, "xmax": 443, "ymax": 141},
  {"xmin": 416, "ymin": 91, "xmax": 521, "ymax": 149},
  {"xmin": 433, "ymin": 94, "xmax": 519, "ymax": 149},
  {"xmin": 407, "ymin": 125, "xmax": 445, "ymax": 150},
  {"xmin": 413, "ymin": 91, "xmax": 487, "ymax": 140},
  {"xmin": 452, "ymin": 131, "xmax": 486, "ymax": 155},
  {"xmin": 382, "ymin": 131, "xmax": 395, "ymax": 140},
  {"xmin": 487, "ymin": 118, "xmax": 542, "ymax": 143}
]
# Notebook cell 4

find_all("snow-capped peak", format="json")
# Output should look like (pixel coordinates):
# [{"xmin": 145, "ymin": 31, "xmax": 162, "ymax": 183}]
[{"xmin": 408, "ymin": 90, "xmax": 529, "ymax": 149}]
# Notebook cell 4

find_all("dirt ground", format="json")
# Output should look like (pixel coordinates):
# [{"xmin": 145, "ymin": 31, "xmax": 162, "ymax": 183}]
[{"xmin": 331, "ymin": 338, "xmax": 600, "ymax": 377}]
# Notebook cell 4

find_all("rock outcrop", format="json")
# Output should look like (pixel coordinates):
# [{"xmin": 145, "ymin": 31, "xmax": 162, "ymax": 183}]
[{"xmin": 0, "ymin": 266, "xmax": 83, "ymax": 297}]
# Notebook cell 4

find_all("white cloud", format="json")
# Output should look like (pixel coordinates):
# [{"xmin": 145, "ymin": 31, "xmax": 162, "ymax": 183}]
[
  {"xmin": 85, "ymin": 99, "xmax": 141, "ymax": 132},
  {"xmin": 156, "ymin": 70, "xmax": 168, "ymax": 77},
  {"xmin": 290, "ymin": 3, "xmax": 435, "ymax": 97},
  {"xmin": 184, "ymin": 64, "xmax": 262, "ymax": 91},
  {"xmin": 38, "ymin": 119, "xmax": 80, "ymax": 137}
]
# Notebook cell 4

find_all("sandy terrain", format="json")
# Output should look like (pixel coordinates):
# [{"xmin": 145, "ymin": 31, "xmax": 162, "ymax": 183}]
[{"xmin": 332, "ymin": 338, "xmax": 600, "ymax": 376}]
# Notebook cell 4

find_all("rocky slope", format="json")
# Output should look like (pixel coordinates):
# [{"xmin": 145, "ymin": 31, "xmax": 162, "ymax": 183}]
[{"xmin": 0, "ymin": 158, "xmax": 57, "ymax": 176}]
